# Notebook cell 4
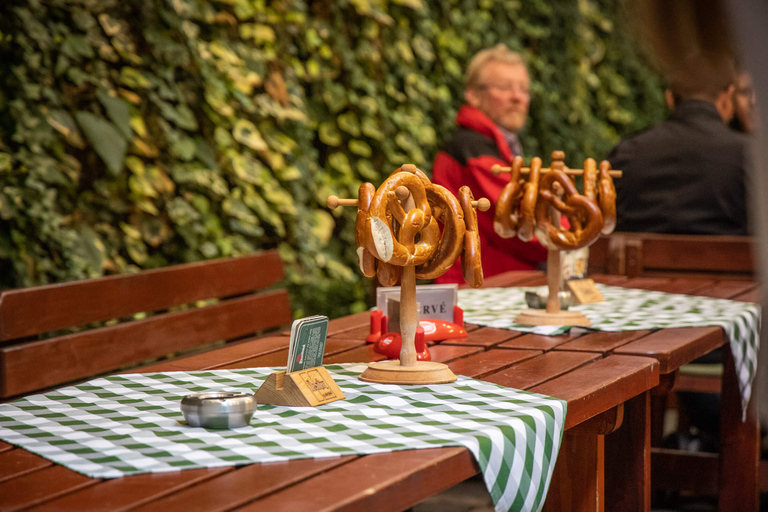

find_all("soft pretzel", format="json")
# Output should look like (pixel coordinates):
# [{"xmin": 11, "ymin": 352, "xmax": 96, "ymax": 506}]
[
  {"xmin": 377, "ymin": 260, "xmax": 401, "ymax": 287},
  {"xmin": 517, "ymin": 157, "xmax": 542, "ymax": 242},
  {"xmin": 365, "ymin": 171, "xmax": 440, "ymax": 267},
  {"xmin": 583, "ymin": 158, "xmax": 598, "ymax": 202},
  {"xmin": 458, "ymin": 186, "xmax": 483, "ymax": 288},
  {"xmin": 534, "ymin": 170, "xmax": 604, "ymax": 250},
  {"xmin": 598, "ymin": 160, "xmax": 617, "ymax": 234},
  {"xmin": 415, "ymin": 184, "xmax": 466, "ymax": 279},
  {"xmin": 355, "ymin": 182, "xmax": 377, "ymax": 278},
  {"xmin": 494, "ymin": 156, "xmax": 525, "ymax": 239}
]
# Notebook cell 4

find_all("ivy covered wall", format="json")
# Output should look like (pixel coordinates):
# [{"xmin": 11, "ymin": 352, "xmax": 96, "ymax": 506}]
[{"xmin": 0, "ymin": 0, "xmax": 666, "ymax": 318}]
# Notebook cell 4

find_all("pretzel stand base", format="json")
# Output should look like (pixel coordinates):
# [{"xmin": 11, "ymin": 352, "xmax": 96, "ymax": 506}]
[
  {"xmin": 360, "ymin": 266, "xmax": 458, "ymax": 385},
  {"xmin": 514, "ymin": 248, "xmax": 592, "ymax": 327}
]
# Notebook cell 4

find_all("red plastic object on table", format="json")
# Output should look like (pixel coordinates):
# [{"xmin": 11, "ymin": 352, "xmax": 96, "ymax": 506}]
[
  {"xmin": 367, "ymin": 305, "xmax": 466, "ymax": 343},
  {"xmin": 374, "ymin": 326, "xmax": 431, "ymax": 361}
]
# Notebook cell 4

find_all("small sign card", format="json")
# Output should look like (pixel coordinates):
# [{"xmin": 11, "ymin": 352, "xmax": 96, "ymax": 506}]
[
  {"xmin": 286, "ymin": 316, "xmax": 329, "ymax": 373},
  {"xmin": 566, "ymin": 278, "xmax": 605, "ymax": 304},
  {"xmin": 376, "ymin": 284, "xmax": 457, "ymax": 321}
]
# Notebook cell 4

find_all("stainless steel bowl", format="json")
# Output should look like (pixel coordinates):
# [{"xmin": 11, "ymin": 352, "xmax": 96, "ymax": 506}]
[
  {"xmin": 524, "ymin": 289, "xmax": 574, "ymax": 310},
  {"xmin": 180, "ymin": 391, "xmax": 256, "ymax": 429}
]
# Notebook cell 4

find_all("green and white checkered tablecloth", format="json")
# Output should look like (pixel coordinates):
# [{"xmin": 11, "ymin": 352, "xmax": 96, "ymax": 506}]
[
  {"xmin": 459, "ymin": 285, "xmax": 761, "ymax": 416},
  {"xmin": 0, "ymin": 363, "xmax": 566, "ymax": 512}
]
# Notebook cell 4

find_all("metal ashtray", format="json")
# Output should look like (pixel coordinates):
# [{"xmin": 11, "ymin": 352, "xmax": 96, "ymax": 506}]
[
  {"xmin": 524, "ymin": 289, "xmax": 574, "ymax": 310},
  {"xmin": 180, "ymin": 391, "xmax": 256, "ymax": 429}
]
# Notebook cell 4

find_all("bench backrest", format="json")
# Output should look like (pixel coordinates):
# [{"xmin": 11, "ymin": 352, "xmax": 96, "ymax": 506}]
[
  {"xmin": 589, "ymin": 232, "xmax": 755, "ymax": 279},
  {"xmin": 0, "ymin": 250, "xmax": 292, "ymax": 398}
]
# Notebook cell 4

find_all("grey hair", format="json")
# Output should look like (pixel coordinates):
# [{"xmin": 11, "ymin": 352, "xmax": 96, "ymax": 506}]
[{"xmin": 465, "ymin": 44, "xmax": 527, "ymax": 90}]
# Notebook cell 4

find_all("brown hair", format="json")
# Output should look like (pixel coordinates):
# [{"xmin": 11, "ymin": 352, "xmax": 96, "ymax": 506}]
[{"xmin": 633, "ymin": 0, "xmax": 736, "ymax": 100}]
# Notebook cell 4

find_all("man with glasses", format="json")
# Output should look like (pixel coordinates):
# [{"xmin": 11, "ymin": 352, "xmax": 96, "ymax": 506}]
[{"xmin": 431, "ymin": 44, "xmax": 547, "ymax": 283}]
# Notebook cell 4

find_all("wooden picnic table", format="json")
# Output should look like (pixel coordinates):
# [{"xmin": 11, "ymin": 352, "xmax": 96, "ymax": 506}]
[{"xmin": 0, "ymin": 271, "xmax": 759, "ymax": 512}]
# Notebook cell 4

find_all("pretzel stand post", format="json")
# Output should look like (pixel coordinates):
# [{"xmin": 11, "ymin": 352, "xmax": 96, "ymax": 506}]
[
  {"xmin": 328, "ymin": 165, "xmax": 489, "ymax": 384},
  {"xmin": 492, "ymin": 151, "xmax": 622, "ymax": 327}
]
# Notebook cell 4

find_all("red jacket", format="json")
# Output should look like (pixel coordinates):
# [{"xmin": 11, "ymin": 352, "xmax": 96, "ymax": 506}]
[{"xmin": 431, "ymin": 106, "xmax": 547, "ymax": 284}]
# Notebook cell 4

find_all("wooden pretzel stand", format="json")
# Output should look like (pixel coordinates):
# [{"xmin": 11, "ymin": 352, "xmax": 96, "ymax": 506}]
[
  {"xmin": 492, "ymin": 151, "xmax": 622, "ymax": 327},
  {"xmin": 328, "ymin": 165, "xmax": 489, "ymax": 385}
]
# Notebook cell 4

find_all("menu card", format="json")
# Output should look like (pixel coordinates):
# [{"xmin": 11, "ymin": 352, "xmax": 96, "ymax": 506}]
[{"xmin": 286, "ymin": 316, "xmax": 329, "ymax": 373}]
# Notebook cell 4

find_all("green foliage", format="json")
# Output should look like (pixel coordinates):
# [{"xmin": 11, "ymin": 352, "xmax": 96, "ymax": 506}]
[{"xmin": 0, "ymin": 0, "xmax": 665, "ymax": 319}]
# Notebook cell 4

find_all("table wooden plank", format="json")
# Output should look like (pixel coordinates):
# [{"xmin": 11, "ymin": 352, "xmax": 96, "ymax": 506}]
[
  {"xmin": 480, "ymin": 270, "xmax": 546, "ymax": 288},
  {"xmin": 732, "ymin": 287, "xmax": 761, "ymax": 303},
  {"xmin": 327, "ymin": 312, "xmax": 370, "ymax": 336},
  {"xmin": 496, "ymin": 332, "xmax": 583, "ymax": 352},
  {"xmin": 440, "ymin": 326, "xmax": 524, "ymax": 348},
  {"xmin": 531, "ymin": 355, "xmax": 659, "ymax": 430},
  {"xmin": 688, "ymin": 280, "xmax": 757, "ymax": 300},
  {"xmin": 232, "ymin": 447, "xmax": 478, "ymax": 512},
  {"xmin": 326, "ymin": 325, "xmax": 369, "ymax": 341},
  {"xmin": 0, "ymin": 450, "xmax": 51, "ymax": 483},
  {"xmin": 26, "ymin": 468, "xmax": 233, "ymax": 512},
  {"xmin": 555, "ymin": 330, "xmax": 653, "ymax": 355},
  {"xmin": 129, "ymin": 336, "xmax": 290, "ymax": 373},
  {"xmin": 448, "ymin": 349, "xmax": 542, "ymax": 379},
  {"xmin": 591, "ymin": 275, "xmax": 630, "ymax": 286},
  {"xmin": 323, "ymin": 345, "xmax": 387, "ymax": 364},
  {"xmin": 428, "ymin": 344, "xmax": 483, "ymax": 363},
  {"xmin": 613, "ymin": 326, "xmax": 725, "ymax": 374},
  {"xmin": 0, "ymin": 442, "xmax": 13, "ymax": 454},
  {"xmin": 214, "ymin": 349, "xmax": 293, "ymax": 369},
  {"xmin": 0, "ymin": 465, "xmax": 97, "ymax": 511},
  {"xmin": 483, "ymin": 351, "xmax": 600, "ymax": 390},
  {"xmin": 128, "ymin": 457, "xmax": 356, "ymax": 512}
]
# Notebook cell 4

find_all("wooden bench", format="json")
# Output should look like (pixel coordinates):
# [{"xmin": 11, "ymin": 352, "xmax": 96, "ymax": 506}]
[
  {"xmin": 589, "ymin": 232, "xmax": 755, "ymax": 279},
  {"xmin": 0, "ymin": 251, "xmax": 293, "ymax": 400}
]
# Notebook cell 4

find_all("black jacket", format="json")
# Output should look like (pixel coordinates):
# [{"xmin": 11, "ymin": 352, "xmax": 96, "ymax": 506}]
[{"xmin": 608, "ymin": 100, "xmax": 749, "ymax": 235}]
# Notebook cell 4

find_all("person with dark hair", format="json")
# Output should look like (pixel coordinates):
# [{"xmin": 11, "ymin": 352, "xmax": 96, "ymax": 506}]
[
  {"xmin": 607, "ymin": 53, "xmax": 748, "ymax": 236},
  {"xmin": 431, "ymin": 44, "xmax": 547, "ymax": 283}
]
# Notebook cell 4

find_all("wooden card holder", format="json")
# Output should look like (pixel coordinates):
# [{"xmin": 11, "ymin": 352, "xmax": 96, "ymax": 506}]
[{"xmin": 254, "ymin": 366, "xmax": 345, "ymax": 407}]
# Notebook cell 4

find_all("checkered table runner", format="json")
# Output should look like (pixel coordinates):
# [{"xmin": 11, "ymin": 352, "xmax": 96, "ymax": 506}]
[
  {"xmin": 459, "ymin": 285, "xmax": 761, "ymax": 416},
  {"xmin": 0, "ymin": 364, "xmax": 566, "ymax": 512}
]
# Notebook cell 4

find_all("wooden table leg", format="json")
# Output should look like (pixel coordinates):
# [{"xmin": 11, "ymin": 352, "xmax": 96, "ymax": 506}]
[
  {"xmin": 544, "ymin": 430, "xmax": 603, "ymax": 512},
  {"xmin": 605, "ymin": 391, "xmax": 651, "ymax": 512},
  {"xmin": 718, "ymin": 345, "xmax": 759, "ymax": 511}
]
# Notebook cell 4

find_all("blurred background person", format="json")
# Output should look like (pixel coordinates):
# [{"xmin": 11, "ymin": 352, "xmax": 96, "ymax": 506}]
[
  {"xmin": 431, "ymin": 44, "xmax": 547, "ymax": 284},
  {"xmin": 731, "ymin": 71, "xmax": 758, "ymax": 134},
  {"xmin": 607, "ymin": 53, "xmax": 748, "ymax": 237}
]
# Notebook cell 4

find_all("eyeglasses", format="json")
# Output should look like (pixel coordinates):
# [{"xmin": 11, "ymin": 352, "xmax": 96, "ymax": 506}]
[{"xmin": 478, "ymin": 83, "xmax": 531, "ymax": 97}]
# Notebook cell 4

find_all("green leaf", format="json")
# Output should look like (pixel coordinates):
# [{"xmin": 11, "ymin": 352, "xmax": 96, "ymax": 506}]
[
  {"xmin": 233, "ymin": 119, "xmax": 268, "ymax": 151},
  {"xmin": 75, "ymin": 112, "xmax": 127, "ymax": 176},
  {"xmin": 349, "ymin": 140, "xmax": 372, "ymax": 157},
  {"xmin": 97, "ymin": 91, "xmax": 132, "ymax": 140},
  {"xmin": 0, "ymin": 153, "xmax": 11, "ymax": 172},
  {"xmin": 318, "ymin": 122, "xmax": 342, "ymax": 146},
  {"xmin": 337, "ymin": 112, "xmax": 361, "ymax": 137}
]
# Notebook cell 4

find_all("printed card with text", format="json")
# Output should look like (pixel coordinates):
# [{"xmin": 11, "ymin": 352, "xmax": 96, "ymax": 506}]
[{"xmin": 286, "ymin": 316, "xmax": 329, "ymax": 373}]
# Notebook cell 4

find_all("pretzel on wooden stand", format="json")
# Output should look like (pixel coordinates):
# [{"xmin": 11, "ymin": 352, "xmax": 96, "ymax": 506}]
[
  {"xmin": 328, "ymin": 164, "xmax": 490, "ymax": 384},
  {"xmin": 492, "ymin": 151, "xmax": 622, "ymax": 326}
]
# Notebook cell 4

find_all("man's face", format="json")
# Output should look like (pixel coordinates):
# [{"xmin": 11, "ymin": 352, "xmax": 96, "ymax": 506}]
[
  {"xmin": 733, "ymin": 73, "xmax": 757, "ymax": 133},
  {"xmin": 466, "ymin": 61, "xmax": 530, "ymax": 133}
]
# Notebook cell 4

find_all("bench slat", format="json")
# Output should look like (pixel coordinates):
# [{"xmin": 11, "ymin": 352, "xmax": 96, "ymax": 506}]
[
  {"xmin": 1, "ymin": 290, "xmax": 292, "ymax": 397},
  {"xmin": 0, "ymin": 251, "xmax": 284, "ymax": 341}
]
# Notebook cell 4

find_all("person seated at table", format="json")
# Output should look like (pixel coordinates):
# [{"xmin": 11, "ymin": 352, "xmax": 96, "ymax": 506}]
[
  {"xmin": 431, "ymin": 44, "xmax": 547, "ymax": 284},
  {"xmin": 608, "ymin": 53, "xmax": 749, "ymax": 453},
  {"xmin": 608, "ymin": 53, "xmax": 749, "ymax": 236},
  {"xmin": 730, "ymin": 71, "xmax": 758, "ymax": 134}
]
